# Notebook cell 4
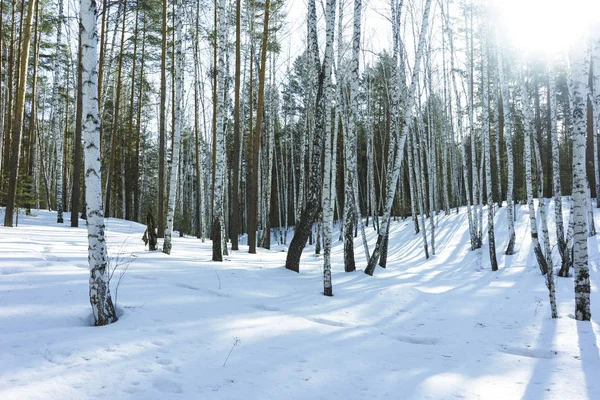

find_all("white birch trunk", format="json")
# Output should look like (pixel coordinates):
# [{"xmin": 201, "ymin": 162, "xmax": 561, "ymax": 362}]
[
  {"xmin": 587, "ymin": 183, "xmax": 596, "ymax": 236},
  {"xmin": 321, "ymin": 0, "xmax": 336, "ymax": 296},
  {"xmin": 212, "ymin": 0, "xmax": 227, "ymax": 261},
  {"xmin": 521, "ymin": 72, "xmax": 549, "ymax": 278},
  {"xmin": 163, "ymin": 0, "xmax": 184, "ymax": 255},
  {"xmin": 570, "ymin": 43, "xmax": 592, "ymax": 320},
  {"xmin": 81, "ymin": 0, "xmax": 117, "ymax": 326},
  {"xmin": 496, "ymin": 36, "xmax": 515, "ymax": 254},
  {"xmin": 534, "ymin": 130, "xmax": 558, "ymax": 318},
  {"xmin": 414, "ymin": 117, "xmax": 430, "ymax": 259},
  {"xmin": 594, "ymin": 35, "xmax": 600, "ymax": 207},
  {"xmin": 448, "ymin": 8, "xmax": 476, "ymax": 249},
  {"xmin": 482, "ymin": 39, "xmax": 498, "ymax": 271},
  {"xmin": 52, "ymin": 0, "xmax": 65, "ymax": 222},
  {"xmin": 547, "ymin": 61, "xmax": 566, "ymax": 262},
  {"xmin": 365, "ymin": 0, "xmax": 432, "ymax": 275}
]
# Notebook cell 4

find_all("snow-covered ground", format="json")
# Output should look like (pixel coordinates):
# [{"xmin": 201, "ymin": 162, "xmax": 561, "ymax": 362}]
[{"xmin": 1, "ymin": 202, "xmax": 599, "ymax": 399}]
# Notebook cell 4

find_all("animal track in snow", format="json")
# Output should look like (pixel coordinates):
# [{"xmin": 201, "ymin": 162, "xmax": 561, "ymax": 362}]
[{"xmin": 152, "ymin": 377, "xmax": 183, "ymax": 394}]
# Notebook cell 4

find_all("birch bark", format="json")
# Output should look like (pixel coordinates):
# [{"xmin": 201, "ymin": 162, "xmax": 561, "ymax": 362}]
[
  {"xmin": 569, "ymin": 43, "xmax": 592, "ymax": 320},
  {"xmin": 520, "ymin": 72, "xmax": 549, "ymax": 277},
  {"xmin": 364, "ymin": 0, "xmax": 432, "ymax": 275},
  {"xmin": 81, "ymin": 0, "xmax": 117, "ymax": 325},
  {"xmin": 163, "ymin": 0, "xmax": 184, "ymax": 254}
]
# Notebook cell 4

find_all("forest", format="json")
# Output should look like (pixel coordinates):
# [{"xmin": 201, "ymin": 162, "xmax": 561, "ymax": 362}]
[{"xmin": 0, "ymin": 0, "xmax": 599, "ymax": 398}]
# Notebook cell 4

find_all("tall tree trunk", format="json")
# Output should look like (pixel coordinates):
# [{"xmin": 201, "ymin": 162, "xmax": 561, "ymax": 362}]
[
  {"xmin": 520, "ymin": 73, "xmax": 549, "ymax": 277},
  {"xmin": 124, "ymin": 6, "xmax": 139, "ymax": 222},
  {"xmin": 548, "ymin": 61, "xmax": 566, "ymax": 264},
  {"xmin": 27, "ymin": 0, "xmax": 40, "ymax": 214},
  {"xmin": 53, "ymin": 0, "xmax": 65, "ymax": 223},
  {"xmin": 321, "ymin": 0, "xmax": 336, "ymax": 295},
  {"xmin": 230, "ymin": 0, "xmax": 242, "ymax": 250},
  {"xmin": 364, "ymin": 0, "xmax": 432, "ymax": 275},
  {"xmin": 105, "ymin": 0, "xmax": 127, "ymax": 219},
  {"xmin": 163, "ymin": 0, "xmax": 184, "ymax": 254},
  {"xmin": 81, "ymin": 0, "xmax": 117, "ymax": 326},
  {"xmin": 134, "ymin": 15, "xmax": 146, "ymax": 223},
  {"xmin": 482, "ymin": 35, "xmax": 498, "ymax": 271},
  {"xmin": 71, "ymin": 18, "xmax": 84, "ymax": 227},
  {"xmin": 212, "ymin": 0, "xmax": 229, "ymax": 261},
  {"xmin": 496, "ymin": 33, "xmax": 515, "ymax": 255},
  {"xmin": 570, "ymin": 43, "xmax": 592, "ymax": 321},
  {"xmin": 3, "ymin": 0, "xmax": 36, "ymax": 227},
  {"xmin": 158, "ymin": 0, "xmax": 168, "ymax": 237},
  {"xmin": 594, "ymin": 36, "xmax": 600, "ymax": 207},
  {"xmin": 534, "ymin": 131, "xmax": 558, "ymax": 318},
  {"xmin": 284, "ymin": 0, "xmax": 326, "ymax": 272},
  {"xmin": 247, "ymin": 0, "xmax": 271, "ymax": 254}
]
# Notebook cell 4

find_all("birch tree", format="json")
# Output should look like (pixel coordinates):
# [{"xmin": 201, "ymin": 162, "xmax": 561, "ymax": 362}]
[
  {"xmin": 520, "ymin": 72, "xmax": 549, "ymax": 277},
  {"xmin": 284, "ymin": 0, "xmax": 327, "ymax": 272},
  {"xmin": 365, "ymin": 0, "xmax": 432, "ymax": 275},
  {"xmin": 212, "ymin": 0, "xmax": 228, "ymax": 261},
  {"xmin": 548, "ymin": 60, "xmax": 566, "ymax": 261},
  {"xmin": 496, "ymin": 36, "xmax": 515, "ymax": 254},
  {"xmin": 163, "ymin": 0, "xmax": 184, "ymax": 255},
  {"xmin": 53, "ymin": 0, "xmax": 65, "ymax": 223},
  {"xmin": 570, "ymin": 42, "xmax": 592, "ymax": 321},
  {"xmin": 482, "ymin": 35, "xmax": 498, "ymax": 271},
  {"xmin": 321, "ymin": 0, "xmax": 336, "ymax": 296},
  {"xmin": 81, "ymin": 0, "xmax": 118, "ymax": 325}
]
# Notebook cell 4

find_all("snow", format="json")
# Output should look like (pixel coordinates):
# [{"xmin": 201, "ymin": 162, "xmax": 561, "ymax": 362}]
[{"xmin": 1, "ymin": 202, "xmax": 599, "ymax": 399}]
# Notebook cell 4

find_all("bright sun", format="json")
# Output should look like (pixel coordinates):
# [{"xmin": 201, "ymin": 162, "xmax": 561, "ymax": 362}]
[{"xmin": 492, "ymin": 0, "xmax": 600, "ymax": 55}]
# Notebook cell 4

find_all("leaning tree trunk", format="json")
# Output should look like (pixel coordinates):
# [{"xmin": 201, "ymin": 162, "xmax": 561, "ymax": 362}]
[
  {"xmin": 163, "ymin": 0, "xmax": 184, "ymax": 255},
  {"xmin": 284, "ymin": 0, "xmax": 326, "ymax": 273},
  {"xmin": 520, "ymin": 73, "xmax": 548, "ymax": 277},
  {"xmin": 364, "ymin": 0, "xmax": 432, "ymax": 276},
  {"xmin": 570, "ymin": 43, "xmax": 592, "ymax": 321},
  {"xmin": 81, "ymin": 0, "xmax": 118, "ymax": 326}
]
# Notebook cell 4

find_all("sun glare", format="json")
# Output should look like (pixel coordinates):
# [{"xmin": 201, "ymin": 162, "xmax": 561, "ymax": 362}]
[{"xmin": 492, "ymin": 0, "xmax": 600, "ymax": 55}]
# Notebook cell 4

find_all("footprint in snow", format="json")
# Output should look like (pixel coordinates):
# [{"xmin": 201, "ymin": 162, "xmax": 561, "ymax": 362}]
[
  {"xmin": 152, "ymin": 377, "xmax": 183, "ymax": 394},
  {"xmin": 156, "ymin": 358, "xmax": 173, "ymax": 366},
  {"xmin": 123, "ymin": 386, "xmax": 143, "ymax": 394},
  {"xmin": 138, "ymin": 367, "xmax": 153, "ymax": 373},
  {"xmin": 151, "ymin": 340, "xmax": 165, "ymax": 347}
]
